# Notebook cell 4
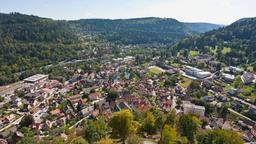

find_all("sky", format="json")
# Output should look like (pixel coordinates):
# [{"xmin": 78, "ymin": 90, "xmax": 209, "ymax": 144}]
[{"xmin": 0, "ymin": 0, "xmax": 256, "ymax": 25}]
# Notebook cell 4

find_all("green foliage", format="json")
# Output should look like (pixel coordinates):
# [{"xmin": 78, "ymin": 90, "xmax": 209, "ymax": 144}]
[
  {"xmin": 165, "ymin": 110, "xmax": 177, "ymax": 127},
  {"xmin": 160, "ymin": 125, "xmax": 177, "ymax": 144},
  {"xmin": 97, "ymin": 137, "xmax": 114, "ymax": 144},
  {"xmin": 141, "ymin": 112, "xmax": 156, "ymax": 135},
  {"xmin": 126, "ymin": 134, "xmax": 143, "ymax": 144},
  {"xmin": 107, "ymin": 90, "xmax": 119, "ymax": 102},
  {"xmin": 0, "ymin": 13, "xmax": 85, "ymax": 86},
  {"xmin": 151, "ymin": 108, "xmax": 166, "ymax": 130},
  {"xmin": 17, "ymin": 128, "xmax": 36, "ymax": 144},
  {"xmin": 70, "ymin": 136, "xmax": 88, "ymax": 144},
  {"xmin": 177, "ymin": 115, "xmax": 201, "ymax": 143},
  {"xmin": 188, "ymin": 81, "xmax": 208, "ymax": 98},
  {"xmin": 20, "ymin": 115, "xmax": 34, "ymax": 128},
  {"xmin": 84, "ymin": 117, "xmax": 108, "ymax": 143},
  {"xmin": 173, "ymin": 17, "xmax": 256, "ymax": 65},
  {"xmin": 109, "ymin": 110, "xmax": 138, "ymax": 143},
  {"xmin": 15, "ymin": 89, "xmax": 25, "ymax": 97},
  {"xmin": 197, "ymin": 129, "xmax": 243, "ymax": 144}
]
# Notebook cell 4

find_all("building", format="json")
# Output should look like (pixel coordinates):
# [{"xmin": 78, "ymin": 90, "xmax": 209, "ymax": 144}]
[
  {"xmin": 192, "ymin": 54, "xmax": 212, "ymax": 63},
  {"xmin": 222, "ymin": 73, "xmax": 235, "ymax": 82},
  {"xmin": 241, "ymin": 72, "xmax": 255, "ymax": 84},
  {"xmin": 183, "ymin": 102, "xmax": 205, "ymax": 117},
  {"xmin": 228, "ymin": 66, "xmax": 243, "ymax": 74},
  {"xmin": 184, "ymin": 66, "xmax": 211, "ymax": 79},
  {"xmin": 24, "ymin": 74, "xmax": 48, "ymax": 84}
]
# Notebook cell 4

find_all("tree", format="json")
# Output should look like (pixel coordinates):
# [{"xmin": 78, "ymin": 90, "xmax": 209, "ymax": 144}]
[
  {"xmin": 97, "ymin": 137, "xmax": 114, "ymax": 144},
  {"xmin": 84, "ymin": 121, "xmax": 101, "ymax": 143},
  {"xmin": 107, "ymin": 90, "xmax": 119, "ymax": 102},
  {"xmin": 141, "ymin": 112, "xmax": 156, "ymax": 135},
  {"xmin": 16, "ymin": 127, "xmax": 36, "ymax": 144},
  {"xmin": 165, "ymin": 110, "xmax": 176, "ymax": 127},
  {"xmin": 17, "ymin": 137, "xmax": 36, "ymax": 144},
  {"xmin": 127, "ymin": 134, "xmax": 143, "ymax": 144},
  {"xmin": 177, "ymin": 115, "xmax": 201, "ymax": 143},
  {"xmin": 160, "ymin": 125, "xmax": 177, "ymax": 144},
  {"xmin": 50, "ymin": 137, "xmax": 65, "ymax": 144},
  {"xmin": 233, "ymin": 76, "xmax": 243, "ymax": 88},
  {"xmin": 70, "ymin": 136, "xmax": 88, "ymax": 144},
  {"xmin": 95, "ymin": 116, "xmax": 108, "ymax": 139},
  {"xmin": 189, "ymin": 81, "xmax": 201, "ymax": 90},
  {"xmin": 20, "ymin": 115, "xmax": 34, "ymax": 127},
  {"xmin": 197, "ymin": 129, "xmax": 243, "ymax": 144},
  {"xmin": 151, "ymin": 108, "xmax": 166, "ymax": 130},
  {"xmin": 84, "ymin": 117, "xmax": 108, "ymax": 143},
  {"xmin": 15, "ymin": 89, "xmax": 25, "ymax": 97},
  {"xmin": 109, "ymin": 110, "xmax": 138, "ymax": 143},
  {"xmin": 0, "ymin": 96, "xmax": 4, "ymax": 102}
]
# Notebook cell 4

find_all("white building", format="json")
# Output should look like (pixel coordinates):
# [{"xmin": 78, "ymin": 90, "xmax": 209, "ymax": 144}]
[
  {"xmin": 183, "ymin": 103, "xmax": 205, "ymax": 117},
  {"xmin": 241, "ymin": 72, "xmax": 256, "ymax": 84},
  {"xmin": 222, "ymin": 73, "xmax": 235, "ymax": 82},
  {"xmin": 184, "ymin": 66, "xmax": 211, "ymax": 79},
  {"xmin": 24, "ymin": 74, "xmax": 48, "ymax": 84}
]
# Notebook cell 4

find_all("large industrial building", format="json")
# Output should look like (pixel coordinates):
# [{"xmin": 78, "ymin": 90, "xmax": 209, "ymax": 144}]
[
  {"xmin": 184, "ymin": 66, "xmax": 211, "ymax": 79},
  {"xmin": 24, "ymin": 74, "xmax": 48, "ymax": 84}
]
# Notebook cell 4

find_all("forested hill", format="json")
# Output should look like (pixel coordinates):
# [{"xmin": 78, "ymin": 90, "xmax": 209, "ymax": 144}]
[
  {"xmin": 0, "ymin": 13, "xmax": 82, "ymax": 85},
  {"xmin": 0, "ymin": 13, "xmax": 77, "ymax": 43},
  {"xmin": 184, "ymin": 22, "xmax": 224, "ymax": 33},
  {"xmin": 172, "ymin": 17, "xmax": 256, "ymax": 66},
  {"xmin": 72, "ymin": 17, "xmax": 222, "ymax": 44}
]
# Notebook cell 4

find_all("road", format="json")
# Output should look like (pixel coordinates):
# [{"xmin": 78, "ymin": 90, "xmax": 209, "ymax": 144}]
[{"xmin": 228, "ymin": 108, "xmax": 256, "ymax": 124}]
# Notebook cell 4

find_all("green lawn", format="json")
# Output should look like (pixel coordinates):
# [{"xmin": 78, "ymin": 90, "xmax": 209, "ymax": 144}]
[
  {"xmin": 221, "ymin": 47, "xmax": 231, "ymax": 54},
  {"xmin": 149, "ymin": 66, "xmax": 165, "ymax": 74},
  {"xmin": 179, "ymin": 77, "xmax": 192, "ymax": 88}
]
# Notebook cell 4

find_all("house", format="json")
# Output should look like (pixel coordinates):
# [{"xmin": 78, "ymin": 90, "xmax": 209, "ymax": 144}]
[
  {"xmin": 3, "ymin": 114, "xmax": 16, "ymax": 124},
  {"xmin": 91, "ymin": 110, "xmax": 100, "ymax": 119},
  {"xmin": 192, "ymin": 54, "xmax": 212, "ymax": 63},
  {"xmin": 116, "ymin": 102, "xmax": 132, "ymax": 111},
  {"xmin": 183, "ymin": 102, "xmax": 205, "ymax": 117},
  {"xmin": 68, "ymin": 95, "xmax": 82, "ymax": 104},
  {"xmin": 88, "ymin": 92, "xmax": 102, "ymax": 101},
  {"xmin": 0, "ymin": 139, "xmax": 7, "ymax": 144},
  {"xmin": 241, "ymin": 72, "xmax": 255, "ymax": 85},
  {"xmin": 228, "ymin": 66, "xmax": 243, "ymax": 74},
  {"xmin": 50, "ymin": 109, "xmax": 61, "ymax": 117},
  {"xmin": 228, "ymin": 88, "xmax": 238, "ymax": 96},
  {"xmin": 202, "ymin": 96, "xmax": 214, "ymax": 102},
  {"xmin": 81, "ymin": 105, "xmax": 94, "ymax": 116},
  {"xmin": 222, "ymin": 73, "xmax": 235, "ymax": 83}
]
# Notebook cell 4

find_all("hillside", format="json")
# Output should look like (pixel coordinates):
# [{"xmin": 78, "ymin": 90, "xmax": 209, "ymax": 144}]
[
  {"xmin": 72, "ymin": 17, "xmax": 221, "ymax": 44},
  {"xmin": 184, "ymin": 22, "xmax": 223, "ymax": 33},
  {"xmin": 172, "ymin": 17, "xmax": 256, "ymax": 66},
  {"xmin": 0, "ymin": 13, "xmax": 83, "ymax": 85}
]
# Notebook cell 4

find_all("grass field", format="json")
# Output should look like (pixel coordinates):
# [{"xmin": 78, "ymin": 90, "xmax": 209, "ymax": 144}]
[
  {"xmin": 149, "ymin": 66, "xmax": 165, "ymax": 74},
  {"xmin": 179, "ymin": 76, "xmax": 192, "ymax": 88}
]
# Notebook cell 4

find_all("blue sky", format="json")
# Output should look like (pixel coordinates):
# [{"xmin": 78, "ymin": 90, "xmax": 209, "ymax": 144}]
[{"xmin": 1, "ymin": 0, "xmax": 256, "ymax": 24}]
